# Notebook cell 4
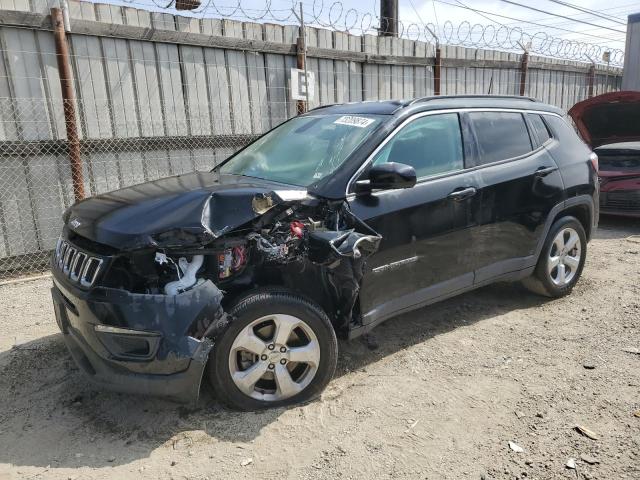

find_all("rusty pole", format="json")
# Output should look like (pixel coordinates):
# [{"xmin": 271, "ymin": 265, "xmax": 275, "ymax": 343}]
[
  {"xmin": 295, "ymin": 2, "xmax": 308, "ymax": 114},
  {"xmin": 296, "ymin": 36, "xmax": 307, "ymax": 114},
  {"xmin": 51, "ymin": 7, "xmax": 85, "ymax": 202},
  {"xmin": 434, "ymin": 47, "xmax": 442, "ymax": 96},
  {"xmin": 519, "ymin": 50, "xmax": 529, "ymax": 96},
  {"xmin": 587, "ymin": 64, "xmax": 595, "ymax": 98}
]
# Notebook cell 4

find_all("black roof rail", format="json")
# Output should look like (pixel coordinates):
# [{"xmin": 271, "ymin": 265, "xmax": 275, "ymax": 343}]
[
  {"xmin": 307, "ymin": 99, "xmax": 408, "ymax": 112},
  {"xmin": 307, "ymin": 103, "xmax": 339, "ymax": 112},
  {"xmin": 408, "ymin": 94, "xmax": 538, "ymax": 105}
]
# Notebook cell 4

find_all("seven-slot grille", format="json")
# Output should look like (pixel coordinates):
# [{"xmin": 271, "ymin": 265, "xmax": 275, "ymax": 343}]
[{"xmin": 54, "ymin": 237, "xmax": 104, "ymax": 287}]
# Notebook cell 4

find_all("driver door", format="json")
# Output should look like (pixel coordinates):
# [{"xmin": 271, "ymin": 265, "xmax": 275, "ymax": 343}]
[{"xmin": 348, "ymin": 112, "xmax": 482, "ymax": 327}]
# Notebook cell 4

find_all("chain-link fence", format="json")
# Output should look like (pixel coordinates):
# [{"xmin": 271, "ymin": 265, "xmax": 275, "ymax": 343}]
[
  {"xmin": 0, "ymin": 0, "xmax": 624, "ymax": 281},
  {"xmin": 0, "ymin": 92, "xmax": 264, "ymax": 279},
  {"xmin": 0, "ymin": 33, "xmax": 292, "ymax": 279}
]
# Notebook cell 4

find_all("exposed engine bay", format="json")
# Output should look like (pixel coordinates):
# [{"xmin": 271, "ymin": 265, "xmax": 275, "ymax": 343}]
[{"xmin": 94, "ymin": 193, "xmax": 381, "ymax": 334}]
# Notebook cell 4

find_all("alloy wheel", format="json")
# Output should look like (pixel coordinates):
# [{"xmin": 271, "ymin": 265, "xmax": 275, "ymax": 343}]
[
  {"xmin": 547, "ymin": 227, "xmax": 581, "ymax": 287},
  {"xmin": 228, "ymin": 314, "xmax": 321, "ymax": 401}
]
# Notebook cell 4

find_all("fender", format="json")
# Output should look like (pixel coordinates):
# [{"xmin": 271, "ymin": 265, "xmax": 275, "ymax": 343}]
[{"xmin": 533, "ymin": 194, "xmax": 596, "ymax": 261}]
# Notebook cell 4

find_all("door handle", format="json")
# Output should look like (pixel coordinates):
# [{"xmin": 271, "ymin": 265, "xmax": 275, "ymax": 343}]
[
  {"xmin": 534, "ymin": 166, "xmax": 558, "ymax": 177},
  {"xmin": 447, "ymin": 187, "xmax": 477, "ymax": 201}
]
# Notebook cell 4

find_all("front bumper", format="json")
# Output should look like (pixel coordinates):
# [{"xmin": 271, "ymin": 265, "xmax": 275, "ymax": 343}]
[
  {"xmin": 51, "ymin": 272, "xmax": 224, "ymax": 403},
  {"xmin": 599, "ymin": 189, "xmax": 640, "ymax": 218}
]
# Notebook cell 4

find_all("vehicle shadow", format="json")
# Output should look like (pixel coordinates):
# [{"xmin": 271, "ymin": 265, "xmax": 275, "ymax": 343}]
[{"xmin": 0, "ymin": 281, "xmax": 550, "ymax": 470}]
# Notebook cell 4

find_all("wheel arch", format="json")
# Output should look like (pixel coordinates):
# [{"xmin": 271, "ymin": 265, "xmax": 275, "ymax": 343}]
[
  {"xmin": 557, "ymin": 203, "xmax": 593, "ymax": 241},
  {"xmin": 535, "ymin": 195, "xmax": 595, "ymax": 260},
  {"xmin": 219, "ymin": 264, "xmax": 338, "ymax": 330}
]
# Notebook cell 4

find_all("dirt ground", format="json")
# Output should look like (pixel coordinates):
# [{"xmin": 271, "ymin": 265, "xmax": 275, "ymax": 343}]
[{"xmin": 0, "ymin": 216, "xmax": 639, "ymax": 480}]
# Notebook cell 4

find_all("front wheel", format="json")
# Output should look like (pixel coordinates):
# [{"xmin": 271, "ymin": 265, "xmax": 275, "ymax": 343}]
[
  {"xmin": 207, "ymin": 290, "xmax": 338, "ymax": 410},
  {"xmin": 522, "ymin": 216, "xmax": 587, "ymax": 298}
]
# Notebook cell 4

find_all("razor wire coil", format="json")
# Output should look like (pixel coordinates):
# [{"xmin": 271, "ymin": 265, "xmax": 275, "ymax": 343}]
[{"xmin": 121, "ymin": 0, "xmax": 624, "ymax": 65}]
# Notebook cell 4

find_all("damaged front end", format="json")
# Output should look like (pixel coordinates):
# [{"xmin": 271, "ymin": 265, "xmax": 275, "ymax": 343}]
[
  {"xmin": 52, "ymin": 172, "xmax": 381, "ymax": 403},
  {"xmin": 51, "ymin": 277, "xmax": 224, "ymax": 403}
]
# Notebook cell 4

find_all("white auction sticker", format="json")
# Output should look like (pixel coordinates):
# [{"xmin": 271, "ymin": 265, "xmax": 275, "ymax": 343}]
[{"xmin": 333, "ymin": 115, "xmax": 375, "ymax": 128}]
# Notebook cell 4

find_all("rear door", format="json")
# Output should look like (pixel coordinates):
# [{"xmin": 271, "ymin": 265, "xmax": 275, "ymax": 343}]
[
  {"xmin": 348, "ymin": 112, "xmax": 482, "ymax": 326},
  {"xmin": 466, "ymin": 110, "xmax": 565, "ymax": 283}
]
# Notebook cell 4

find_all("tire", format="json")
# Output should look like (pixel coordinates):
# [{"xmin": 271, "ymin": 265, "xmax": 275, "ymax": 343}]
[
  {"xmin": 522, "ymin": 216, "xmax": 587, "ymax": 298},
  {"xmin": 207, "ymin": 289, "xmax": 338, "ymax": 410}
]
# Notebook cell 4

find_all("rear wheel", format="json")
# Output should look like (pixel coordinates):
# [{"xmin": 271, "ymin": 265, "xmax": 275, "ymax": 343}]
[
  {"xmin": 522, "ymin": 216, "xmax": 587, "ymax": 297},
  {"xmin": 207, "ymin": 290, "xmax": 337, "ymax": 410}
]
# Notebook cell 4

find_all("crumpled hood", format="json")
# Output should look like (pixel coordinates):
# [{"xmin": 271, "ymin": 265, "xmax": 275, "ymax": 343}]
[
  {"xmin": 568, "ymin": 91, "xmax": 640, "ymax": 149},
  {"xmin": 64, "ymin": 171, "xmax": 309, "ymax": 250}
]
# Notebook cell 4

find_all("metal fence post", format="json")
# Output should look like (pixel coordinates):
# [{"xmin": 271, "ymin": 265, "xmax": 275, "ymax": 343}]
[
  {"xmin": 434, "ymin": 47, "xmax": 441, "ymax": 96},
  {"xmin": 51, "ymin": 7, "xmax": 85, "ymax": 202},
  {"xmin": 587, "ymin": 64, "xmax": 595, "ymax": 98},
  {"xmin": 294, "ymin": 2, "xmax": 308, "ymax": 114},
  {"xmin": 519, "ymin": 50, "xmax": 529, "ymax": 96},
  {"xmin": 295, "ymin": 37, "xmax": 307, "ymax": 114}
]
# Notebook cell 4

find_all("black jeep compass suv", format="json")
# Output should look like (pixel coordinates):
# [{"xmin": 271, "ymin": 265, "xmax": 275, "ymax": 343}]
[{"xmin": 51, "ymin": 95, "xmax": 599, "ymax": 410}]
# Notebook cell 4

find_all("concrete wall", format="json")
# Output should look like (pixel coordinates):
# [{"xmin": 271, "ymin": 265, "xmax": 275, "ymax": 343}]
[{"xmin": 622, "ymin": 13, "xmax": 640, "ymax": 91}]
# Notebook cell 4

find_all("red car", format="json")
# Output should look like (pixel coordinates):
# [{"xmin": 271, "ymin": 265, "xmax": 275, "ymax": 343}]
[{"xmin": 569, "ymin": 91, "xmax": 640, "ymax": 218}]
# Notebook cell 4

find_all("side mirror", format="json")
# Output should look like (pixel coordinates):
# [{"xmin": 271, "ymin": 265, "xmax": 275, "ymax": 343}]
[{"xmin": 356, "ymin": 162, "xmax": 417, "ymax": 192}]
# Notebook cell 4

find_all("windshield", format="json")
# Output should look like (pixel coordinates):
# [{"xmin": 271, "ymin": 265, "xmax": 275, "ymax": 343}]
[{"xmin": 219, "ymin": 114, "xmax": 383, "ymax": 186}]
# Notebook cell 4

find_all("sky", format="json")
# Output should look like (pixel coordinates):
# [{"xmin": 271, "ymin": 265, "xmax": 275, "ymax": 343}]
[
  {"xmin": 102, "ymin": 0, "xmax": 636, "ymax": 63},
  {"xmin": 402, "ymin": 0, "xmax": 634, "ymax": 64},
  {"xmin": 405, "ymin": 0, "xmax": 633, "ymax": 44}
]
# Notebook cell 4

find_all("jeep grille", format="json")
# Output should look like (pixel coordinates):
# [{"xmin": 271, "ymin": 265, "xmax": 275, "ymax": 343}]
[{"xmin": 54, "ymin": 237, "xmax": 104, "ymax": 287}]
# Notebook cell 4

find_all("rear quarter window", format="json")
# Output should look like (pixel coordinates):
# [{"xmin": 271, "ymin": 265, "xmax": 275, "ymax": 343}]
[
  {"xmin": 545, "ymin": 115, "xmax": 590, "ymax": 150},
  {"xmin": 527, "ymin": 114, "xmax": 552, "ymax": 146},
  {"xmin": 543, "ymin": 115, "xmax": 592, "ymax": 166},
  {"xmin": 469, "ymin": 112, "xmax": 533, "ymax": 165}
]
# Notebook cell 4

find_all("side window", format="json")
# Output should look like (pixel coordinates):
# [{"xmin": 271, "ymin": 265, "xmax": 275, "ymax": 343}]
[
  {"xmin": 528, "ymin": 114, "xmax": 552, "ymax": 146},
  {"xmin": 372, "ymin": 113, "xmax": 464, "ymax": 178},
  {"xmin": 469, "ymin": 112, "xmax": 533, "ymax": 165},
  {"xmin": 545, "ymin": 115, "xmax": 592, "ymax": 156}
]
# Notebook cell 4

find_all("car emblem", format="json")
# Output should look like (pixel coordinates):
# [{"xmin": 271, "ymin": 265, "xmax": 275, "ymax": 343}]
[{"xmin": 69, "ymin": 218, "xmax": 82, "ymax": 229}]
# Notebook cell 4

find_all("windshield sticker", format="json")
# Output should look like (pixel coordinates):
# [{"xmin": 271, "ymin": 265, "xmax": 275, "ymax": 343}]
[{"xmin": 334, "ymin": 116, "xmax": 375, "ymax": 128}]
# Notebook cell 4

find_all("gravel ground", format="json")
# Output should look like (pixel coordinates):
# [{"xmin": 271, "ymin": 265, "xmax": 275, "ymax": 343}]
[{"xmin": 0, "ymin": 216, "xmax": 639, "ymax": 480}]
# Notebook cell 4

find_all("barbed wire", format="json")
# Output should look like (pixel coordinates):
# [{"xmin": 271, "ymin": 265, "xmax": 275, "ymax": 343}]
[
  {"xmin": 436, "ymin": 21, "xmax": 624, "ymax": 65},
  {"xmin": 106, "ymin": 0, "xmax": 625, "ymax": 65}
]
